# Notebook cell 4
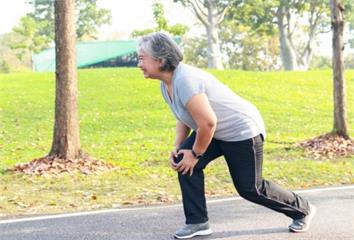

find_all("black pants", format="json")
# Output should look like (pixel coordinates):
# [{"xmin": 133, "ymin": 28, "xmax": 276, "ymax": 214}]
[{"xmin": 176, "ymin": 132, "xmax": 310, "ymax": 224}]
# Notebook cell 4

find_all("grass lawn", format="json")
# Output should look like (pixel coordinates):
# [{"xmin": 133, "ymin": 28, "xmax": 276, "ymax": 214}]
[{"xmin": 0, "ymin": 68, "xmax": 353, "ymax": 217}]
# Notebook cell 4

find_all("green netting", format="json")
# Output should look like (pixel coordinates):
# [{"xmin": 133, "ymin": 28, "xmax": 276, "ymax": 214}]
[{"xmin": 32, "ymin": 40, "xmax": 138, "ymax": 72}]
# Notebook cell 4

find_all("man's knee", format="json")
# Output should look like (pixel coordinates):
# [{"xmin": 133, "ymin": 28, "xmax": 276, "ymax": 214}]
[{"xmin": 236, "ymin": 185, "xmax": 261, "ymax": 200}]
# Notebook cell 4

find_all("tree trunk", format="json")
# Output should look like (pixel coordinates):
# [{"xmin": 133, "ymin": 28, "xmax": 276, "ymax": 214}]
[
  {"xmin": 297, "ymin": 1, "xmax": 323, "ymax": 71},
  {"xmin": 179, "ymin": 0, "xmax": 224, "ymax": 69},
  {"xmin": 330, "ymin": 0, "xmax": 348, "ymax": 138},
  {"xmin": 50, "ymin": 0, "xmax": 81, "ymax": 159},
  {"xmin": 206, "ymin": 25, "xmax": 223, "ymax": 70},
  {"xmin": 206, "ymin": 0, "xmax": 223, "ymax": 70},
  {"xmin": 297, "ymin": 26, "xmax": 316, "ymax": 70},
  {"xmin": 297, "ymin": 43, "xmax": 314, "ymax": 70},
  {"xmin": 277, "ymin": 6, "xmax": 299, "ymax": 71}
]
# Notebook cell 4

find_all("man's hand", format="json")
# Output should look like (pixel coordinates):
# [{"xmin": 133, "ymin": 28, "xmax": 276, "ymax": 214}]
[
  {"xmin": 176, "ymin": 149, "xmax": 199, "ymax": 176},
  {"xmin": 169, "ymin": 147, "xmax": 179, "ymax": 170}
]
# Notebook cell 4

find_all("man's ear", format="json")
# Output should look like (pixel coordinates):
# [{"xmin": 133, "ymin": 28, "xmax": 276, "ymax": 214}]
[{"xmin": 159, "ymin": 59, "xmax": 165, "ymax": 68}]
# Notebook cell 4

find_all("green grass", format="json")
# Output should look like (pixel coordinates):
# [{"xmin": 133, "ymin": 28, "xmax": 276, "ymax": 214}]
[{"xmin": 0, "ymin": 68, "xmax": 353, "ymax": 217}]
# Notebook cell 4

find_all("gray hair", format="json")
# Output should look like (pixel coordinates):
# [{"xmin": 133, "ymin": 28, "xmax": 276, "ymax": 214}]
[{"xmin": 138, "ymin": 32, "xmax": 183, "ymax": 72}]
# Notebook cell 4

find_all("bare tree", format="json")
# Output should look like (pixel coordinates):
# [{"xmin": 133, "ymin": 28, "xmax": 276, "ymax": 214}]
[
  {"xmin": 50, "ymin": 0, "xmax": 81, "ymax": 158},
  {"xmin": 175, "ymin": 0, "xmax": 229, "ymax": 69},
  {"xmin": 330, "ymin": 0, "xmax": 348, "ymax": 138}
]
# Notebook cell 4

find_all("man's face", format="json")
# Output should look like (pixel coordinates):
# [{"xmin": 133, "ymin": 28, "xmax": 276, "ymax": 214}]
[{"xmin": 137, "ymin": 49, "xmax": 162, "ymax": 79}]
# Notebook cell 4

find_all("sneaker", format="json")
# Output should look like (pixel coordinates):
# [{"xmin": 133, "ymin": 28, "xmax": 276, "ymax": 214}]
[
  {"xmin": 289, "ymin": 203, "xmax": 316, "ymax": 233},
  {"xmin": 174, "ymin": 222, "xmax": 212, "ymax": 239}
]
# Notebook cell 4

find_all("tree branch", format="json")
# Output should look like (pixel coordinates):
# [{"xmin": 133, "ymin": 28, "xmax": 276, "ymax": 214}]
[
  {"xmin": 193, "ymin": 0, "xmax": 208, "ymax": 18},
  {"xmin": 217, "ymin": 5, "xmax": 230, "ymax": 25},
  {"xmin": 289, "ymin": 20, "xmax": 300, "ymax": 39},
  {"xmin": 186, "ymin": 0, "xmax": 208, "ymax": 27}
]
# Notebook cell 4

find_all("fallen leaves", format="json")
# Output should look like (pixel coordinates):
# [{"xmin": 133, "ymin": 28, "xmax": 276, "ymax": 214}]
[
  {"xmin": 155, "ymin": 195, "xmax": 174, "ymax": 203},
  {"xmin": 7, "ymin": 196, "xmax": 33, "ymax": 209},
  {"xmin": 298, "ymin": 133, "xmax": 354, "ymax": 159},
  {"xmin": 10, "ymin": 154, "xmax": 116, "ymax": 176}
]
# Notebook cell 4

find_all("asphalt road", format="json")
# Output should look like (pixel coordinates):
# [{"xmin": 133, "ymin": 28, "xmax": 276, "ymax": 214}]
[{"xmin": 1, "ymin": 185, "xmax": 353, "ymax": 240}]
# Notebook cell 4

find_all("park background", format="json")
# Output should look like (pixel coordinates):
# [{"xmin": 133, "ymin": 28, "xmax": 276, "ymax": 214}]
[{"xmin": 0, "ymin": 0, "xmax": 353, "ymax": 218}]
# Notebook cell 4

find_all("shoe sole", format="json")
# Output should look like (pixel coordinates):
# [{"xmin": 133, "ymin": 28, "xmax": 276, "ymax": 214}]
[
  {"xmin": 289, "ymin": 204, "xmax": 317, "ymax": 233},
  {"xmin": 174, "ymin": 229, "xmax": 212, "ymax": 239}
]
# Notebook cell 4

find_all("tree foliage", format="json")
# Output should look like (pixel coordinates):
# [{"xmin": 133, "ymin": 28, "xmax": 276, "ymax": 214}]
[
  {"xmin": 9, "ymin": 0, "xmax": 111, "ymax": 56},
  {"xmin": 220, "ymin": 22, "xmax": 280, "ymax": 70},
  {"xmin": 175, "ymin": 0, "xmax": 354, "ymax": 70},
  {"xmin": 131, "ymin": 1, "xmax": 189, "ymax": 37},
  {"xmin": 8, "ymin": 16, "xmax": 47, "ymax": 60},
  {"xmin": 228, "ymin": 0, "xmax": 330, "ymax": 70},
  {"xmin": 29, "ymin": 0, "xmax": 112, "ymax": 41},
  {"xmin": 0, "ymin": 60, "xmax": 11, "ymax": 73},
  {"xmin": 75, "ymin": 0, "xmax": 112, "ymax": 40},
  {"xmin": 182, "ymin": 36, "xmax": 208, "ymax": 68}
]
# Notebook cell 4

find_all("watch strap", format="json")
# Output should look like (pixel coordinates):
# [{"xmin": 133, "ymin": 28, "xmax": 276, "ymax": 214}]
[{"xmin": 191, "ymin": 149, "xmax": 204, "ymax": 159}]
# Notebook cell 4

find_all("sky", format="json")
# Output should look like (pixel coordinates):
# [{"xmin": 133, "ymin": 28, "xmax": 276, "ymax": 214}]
[
  {"xmin": 0, "ymin": 0, "xmax": 198, "ymax": 38},
  {"xmin": 0, "ymin": 0, "xmax": 33, "ymax": 34},
  {"xmin": 97, "ymin": 0, "xmax": 199, "ymax": 39}
]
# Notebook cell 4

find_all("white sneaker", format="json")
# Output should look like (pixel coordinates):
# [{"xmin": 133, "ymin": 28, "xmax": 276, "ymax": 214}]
[{"xmin": 174, "ymin": 222, "xmax": 212, "ymax": 239}]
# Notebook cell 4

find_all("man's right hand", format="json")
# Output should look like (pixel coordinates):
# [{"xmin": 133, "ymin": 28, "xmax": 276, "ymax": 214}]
[{"xmin": 169, "ymin": 147, "xmax": 179, "ymax": 170}]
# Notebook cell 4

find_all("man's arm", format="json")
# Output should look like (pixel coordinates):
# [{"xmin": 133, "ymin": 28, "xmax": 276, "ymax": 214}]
[
  {"xmin": 174, "ymin": 120, "xmax": 191, "ymax": 149},
  {"xmin": 169, "ymin": 121, "xmax": 191, "ymax": 170},
  {"xmin": 176, "ymin": 93, "xmax": 217, "ymax": 175},
  {"xmin": 187, "ymin": 93, "xmax": 217, "ymax": 155}
]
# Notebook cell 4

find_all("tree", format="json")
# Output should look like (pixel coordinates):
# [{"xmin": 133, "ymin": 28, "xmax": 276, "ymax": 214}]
[
  {"xmin": 174, "ymin": 0, "xmax": 230, "ymax": 69},
  {"xmin": 12, "ymin": 0, "xmax": 114, "ymax": 175},
  {"xmin": 330, "ymin": 0, "xmax": 348, "ymax": 138},
  {"xmin": 0, "ymin": 32, "xmax": 32, "ymax": 71},
  {"xmin": 75, "ymin": 0, "xmax": 112, "ymax": 40},
  {"xmin": 229, "ymin": 0, "xmax": 329, "ymax": 71},
  {"xmin": 51, "ymin": 0, "xmax": 81, "ymax": 159},
  {"xmin": 10, "ymin": 0, "xmax": 111, "ymax": 55},
  {"xmin": 278, "ymin": 0, "xmax": 329, "ymax": 70},
  {"xmin": 0, "ymin": 60, "xmax": 11, "ymax": 73},
  {"xmin": 182, "ymin": 35, "xmax": 208, "ymax": 68},
  {"xmin": 219, "ymin": 18, "xmax": 281, "ymax": 71},
  {"xmin": 131, "ymin": 0, "xmax": 189, "ymax": 37},
  {"xmin": 309, "ymin": 55, "xmax": 332, "ymax": 69},
  {"xmin": 7, "ymin": 16, "xmax": 47, "ymax": 68},
  {"xmin": 181, "ymin": 19, "xmax": 281, "ymax": 70}
]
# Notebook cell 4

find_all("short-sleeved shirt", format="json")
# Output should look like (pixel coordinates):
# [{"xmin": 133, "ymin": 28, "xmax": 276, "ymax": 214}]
[{"xmin": 160, "ymin": 62, "xmax": 266, "ymax": 142}]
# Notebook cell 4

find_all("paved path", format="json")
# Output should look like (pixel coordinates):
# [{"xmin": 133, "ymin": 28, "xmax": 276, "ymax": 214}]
[{"xmin": 1, "ymin": 185, "xmax": 353, "ymax": 240}]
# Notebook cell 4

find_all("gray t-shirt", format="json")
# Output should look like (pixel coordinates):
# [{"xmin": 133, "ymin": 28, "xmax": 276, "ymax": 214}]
[{"xmin": 161, "ymin": 62, "xmax": 266, "ymax": 141}]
